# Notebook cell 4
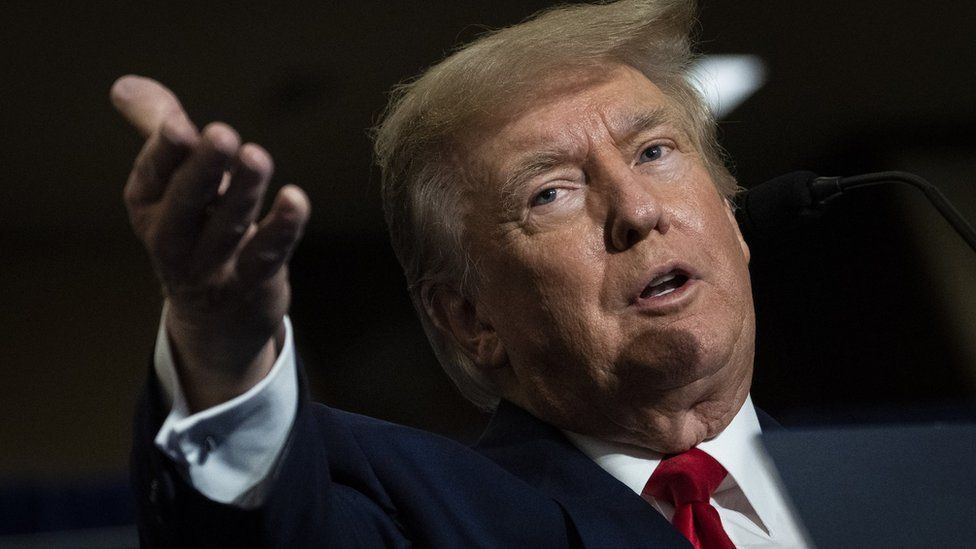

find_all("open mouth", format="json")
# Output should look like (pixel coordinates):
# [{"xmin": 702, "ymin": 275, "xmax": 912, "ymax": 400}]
[{"xmin": 640, "ymin": 270, "xmax": 690, "ymax": 299}]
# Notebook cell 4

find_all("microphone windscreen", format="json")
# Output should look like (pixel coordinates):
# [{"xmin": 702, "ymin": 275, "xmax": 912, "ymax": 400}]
[{"xmin": 735, "ymin": 171, "xmax": 819, "ymax": 239}]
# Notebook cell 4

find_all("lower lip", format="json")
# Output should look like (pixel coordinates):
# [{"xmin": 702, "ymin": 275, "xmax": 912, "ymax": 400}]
[{"xmin": 632, "ymin": 278, "xmax": 699, "ymax": 313}]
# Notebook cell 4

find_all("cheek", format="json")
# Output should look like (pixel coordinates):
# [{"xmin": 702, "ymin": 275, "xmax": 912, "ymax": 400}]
[
  {"xmin": 669, "ymin": 185, "xmax": 754, "ymax": 319},
  {"xmin": 676, "ymin": 189, "xmax": 745, "ymax": 262},
  {"xmin": 484, "ymin": 233, "xmax": 612, "ymax": 350},
  {"xmin": 505, "ymin": 222, "xmax": 604, "ymax": 287}
]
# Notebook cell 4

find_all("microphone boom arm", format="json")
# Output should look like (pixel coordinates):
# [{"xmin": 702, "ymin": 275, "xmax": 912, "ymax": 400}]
[{"xmin": 811, "ymin": 171, "xmax": 976, "ymax": 253}]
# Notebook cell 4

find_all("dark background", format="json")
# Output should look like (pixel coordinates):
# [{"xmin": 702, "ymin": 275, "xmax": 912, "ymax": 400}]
[{"xmin": 1, "ymin": 0, "xmax": 975, "ymax": 538}]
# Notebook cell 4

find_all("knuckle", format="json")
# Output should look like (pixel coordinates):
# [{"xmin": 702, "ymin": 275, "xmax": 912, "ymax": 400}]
[
  {"xmin": 255, "ymin": 249, "xmax": 283, "ymax": 264},
  {"xmin": 129, "ymin": 144, "xmax": 161, "ymax": 183},
  {"xmin": 122, "ymin": 180, "xmax": 142, "ymax": 207},
  {"xmin": 165, "ymin": 275, "xmax": 220, "ymax": 308},
  {"xmin": 203, "ymin": 280, "xmax": 227, "ymax": 309},
  {"xmin": 127, "ymin": 210, "xmax": 150, "ymax": 237},
  {"xmin": 225, "ymin": 222, "xmax": 249, "ymax": 240},
  {"xmin": 146, "ymin": 232, "xmax": 180, "ymax": 265},
  {"xmin": 134, "ymin": 156, "xmax": 159, "ymax": 183}
]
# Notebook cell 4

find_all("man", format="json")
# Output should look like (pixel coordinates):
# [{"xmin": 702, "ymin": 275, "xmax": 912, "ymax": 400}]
[{"xmin": 115, "ymin": 0, "xmax": 809, "ymax": 546}]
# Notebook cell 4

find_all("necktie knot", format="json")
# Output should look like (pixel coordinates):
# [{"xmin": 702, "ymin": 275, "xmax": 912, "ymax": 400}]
[
  {"xmin": 644, "ymin": 447, "xmax": 728, "ymax": 506},
  {"xmin": 641, "ymin": 448, "xmax": 735, "ymax": 549}
]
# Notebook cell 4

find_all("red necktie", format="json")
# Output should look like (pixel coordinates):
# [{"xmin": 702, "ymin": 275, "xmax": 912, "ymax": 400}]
[{"xmin": 641, "ymin": 448, "xmax": 736, "ymax": 549}]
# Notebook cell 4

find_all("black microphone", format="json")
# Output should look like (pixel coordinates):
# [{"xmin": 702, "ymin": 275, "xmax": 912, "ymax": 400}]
[
  {"xmin": 733, "ymin": 171, "xmax": 841, "ymax": 240},
  {"xmin": 734, "ymin": 170, "xmax": 976, "ymax": 252}
]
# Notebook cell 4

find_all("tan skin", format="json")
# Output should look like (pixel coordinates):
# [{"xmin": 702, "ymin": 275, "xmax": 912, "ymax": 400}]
[
  {"xmin": 111, "ymin": 76, "xmax": 310, "ymax": 412},
  {"xmin": 113, "ymin": 66, "xmax": 752, "ymax": 455},
  {"xmin": 429, "ymin": 65, "xmax": 755, "ymax": 454}
]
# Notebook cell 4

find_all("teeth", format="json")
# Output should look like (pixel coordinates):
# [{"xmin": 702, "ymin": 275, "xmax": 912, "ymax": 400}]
[
  {"xmin": 651, "ymin": 285, "xmax": 677, "ymax": 297},
  {"xmin": 649, "ymin": 272, "xmax": 676, "ymax": 286},
  {"xmin": 640, "ymin": 271, "xmax": 687, "ymax": 299}
]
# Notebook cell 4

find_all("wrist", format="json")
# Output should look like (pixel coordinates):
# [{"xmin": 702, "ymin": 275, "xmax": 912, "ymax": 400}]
[
  {"xmin": 176, "ymin": 336, "xmax": 278, "ymax": 413},
  {"xmin": 164, "ymin": 302, "xmax": 283, "ymax": 412}
]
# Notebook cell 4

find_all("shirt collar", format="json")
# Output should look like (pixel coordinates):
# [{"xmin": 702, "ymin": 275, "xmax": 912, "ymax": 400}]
[{"xmin": 563, "ymin": 395, "xmax": 779, "ymax": 530}]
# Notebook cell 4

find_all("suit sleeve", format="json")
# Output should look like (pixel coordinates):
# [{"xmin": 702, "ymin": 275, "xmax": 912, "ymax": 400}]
[
  {"xmin": 132, "ymin": 320, "xmax": 576, "ymax": 547},
  {"xmin": 132, "ymin": 324, "xmax": 409, "ymax": 547}
]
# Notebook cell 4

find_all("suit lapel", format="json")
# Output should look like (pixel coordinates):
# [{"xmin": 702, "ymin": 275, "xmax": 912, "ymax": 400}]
[
  {"xmin": 475, "ymin": 401, "xmax": 691, "ymax": 549},
  {"xmin": 755, "ymin": 406, "xmax": 783, "ymax": 431}
]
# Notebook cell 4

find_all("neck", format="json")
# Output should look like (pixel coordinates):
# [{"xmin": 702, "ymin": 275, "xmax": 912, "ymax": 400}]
[{"xmin": 508, "ymin": 362, "xmax": 753, "ymax": 454}]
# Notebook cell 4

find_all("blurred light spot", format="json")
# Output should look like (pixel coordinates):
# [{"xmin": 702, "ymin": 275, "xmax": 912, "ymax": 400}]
[{"xmin": 688, "ymin": 55, "xmax": 767, "ymax": 119}]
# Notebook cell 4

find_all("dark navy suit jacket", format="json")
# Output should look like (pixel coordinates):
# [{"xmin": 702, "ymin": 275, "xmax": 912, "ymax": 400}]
[{"xmin": 132, "ymin": 365, "xmax": 777, "ymax": 548}]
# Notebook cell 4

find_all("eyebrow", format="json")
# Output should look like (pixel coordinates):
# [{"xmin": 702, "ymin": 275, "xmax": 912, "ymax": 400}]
[
  {"xmin": 500, "ymin": 150, "xmax": 572, "ymax": 203},
  {"xmin": 497, "ymin": 106, "xmax": 678, "ymax": 208},
  {"xmin": 612, "ymin": 106, "xmax": 675, "ymax": 148}
]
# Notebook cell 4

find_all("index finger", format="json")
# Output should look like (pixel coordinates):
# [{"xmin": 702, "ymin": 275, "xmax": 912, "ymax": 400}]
[{"xmin": 110, "ymin": 75, "xmax": 192, "ymax": 138}]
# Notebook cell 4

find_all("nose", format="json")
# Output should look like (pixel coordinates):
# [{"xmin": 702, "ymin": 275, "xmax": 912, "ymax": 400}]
[{"xmin": 605, "ymin": 173, "xmax": 669, "ymax": 251}]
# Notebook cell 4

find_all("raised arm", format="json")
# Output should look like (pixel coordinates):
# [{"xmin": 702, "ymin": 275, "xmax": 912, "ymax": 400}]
[{"xmin": 111, "ymin": 75, "xmax": 310, "ymax": 411}]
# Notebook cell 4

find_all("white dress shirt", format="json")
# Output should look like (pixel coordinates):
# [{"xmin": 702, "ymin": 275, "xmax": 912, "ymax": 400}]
[
  {"xmin": 153, "ymin": 313, "xmax": 810, "ymax": 546},
  {"xmin": 565, "ymin": 397, "xmax": 811, "ymax": 548},
  {"xmin": 153, "ymin": 309, "xmax": 299, "ymax": 508}
]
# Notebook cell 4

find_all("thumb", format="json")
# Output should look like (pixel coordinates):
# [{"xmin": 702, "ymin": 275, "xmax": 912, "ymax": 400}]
[{"xmin": 110, "ymin": 75, "xmax": 193, "ymax": 138}]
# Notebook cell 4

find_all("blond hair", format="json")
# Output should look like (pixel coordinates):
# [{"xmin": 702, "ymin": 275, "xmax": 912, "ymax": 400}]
[{"xmin": 373, "ymin": 0, "xmax": 734, "ymax": 410}]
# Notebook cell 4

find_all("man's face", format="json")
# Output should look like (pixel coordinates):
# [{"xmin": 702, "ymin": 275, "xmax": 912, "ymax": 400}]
[{"xmin": 458, "ymin": 65, "xmax": 755, "ymax": 453}]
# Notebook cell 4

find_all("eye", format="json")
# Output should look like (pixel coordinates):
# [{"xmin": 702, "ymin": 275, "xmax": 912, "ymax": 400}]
[
  {"xmin": 638, "ymin": 144, "xmax": 665, "ymax": 163},
  {"xmin": 531, "ymin": 188, "xmax": 559, "ymax": 207}
]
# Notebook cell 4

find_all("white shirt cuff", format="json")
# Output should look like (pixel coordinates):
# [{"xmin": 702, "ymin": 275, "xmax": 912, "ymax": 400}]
[{"xmin": 152, "ymin": 305, "xmax": 299, "ymax": 508}]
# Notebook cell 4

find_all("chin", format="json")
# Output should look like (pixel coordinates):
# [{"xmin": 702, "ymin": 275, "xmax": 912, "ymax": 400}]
[
  {"xmin": 653, "ymin": 433, "xmax": 707, "ymax": 455},
  {"xmin": 614, "ymin": 408, "xmax": 721, "ymax": 454},
  {"xmin": 606, "ymin": 378, "xmax": 751, "ymax": 454}
]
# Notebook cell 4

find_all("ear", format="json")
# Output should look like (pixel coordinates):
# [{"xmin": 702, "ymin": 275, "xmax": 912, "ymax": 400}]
[
  {"xmin": 423, "ymin": 284, "xmax": 508, "ymax": 370},
  {"xmin": 725, "ymin": 198, "xmax": 750, "ymax": 263}
]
